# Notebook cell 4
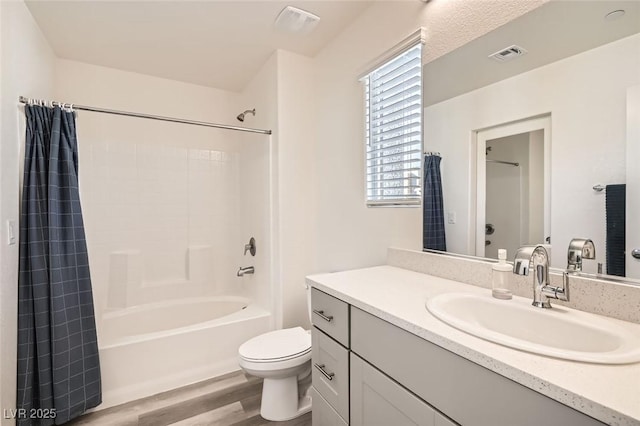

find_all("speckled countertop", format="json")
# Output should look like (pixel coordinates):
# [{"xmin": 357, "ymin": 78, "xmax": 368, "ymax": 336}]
[{"xmin": 306, "ymin": 265, "xmax": 640, "ymax": 426}]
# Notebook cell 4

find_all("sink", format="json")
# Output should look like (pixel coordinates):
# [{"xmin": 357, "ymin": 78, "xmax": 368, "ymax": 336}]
[{"xmin": 426, "ymin": 292, "xmax": 640, "ymax": 364}]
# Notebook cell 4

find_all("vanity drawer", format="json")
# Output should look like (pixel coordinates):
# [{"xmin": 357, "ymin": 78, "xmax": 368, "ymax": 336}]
[
  {"xmin": 311, "ymin": 386, "xmax": 348, "ymax": 426},
  {"xmin": 351, "ymin": 307, "xmax": 605, "ymax": 426},
  {"xmin": 312, "ymin": 326, "xmax": 349, "ymax": 422},
  {"xmin": 311, "ymin": 288, "xmax": 349, "ymax": 347}
]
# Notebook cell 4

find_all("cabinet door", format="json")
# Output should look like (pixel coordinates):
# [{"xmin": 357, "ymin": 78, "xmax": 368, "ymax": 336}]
[
  {"xmin": 311, "ymin": 387, "xmax": 348, "ymax": 426},
  {"xmin": 351, "ymin": 353, "xmax": 436, "ymax": 426},
  {"xmin": 435, "ymin": 413, "xmax": 457, "ymax": 426}
]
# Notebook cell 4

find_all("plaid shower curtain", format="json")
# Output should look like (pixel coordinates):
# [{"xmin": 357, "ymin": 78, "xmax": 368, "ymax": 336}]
[
  {"xmin": 17, "ymin": 104, "xmax": 101, "ymax": 425},
  {"xmin": 423, "ymin": 154, "xmax": 447, "ymax": 251}
]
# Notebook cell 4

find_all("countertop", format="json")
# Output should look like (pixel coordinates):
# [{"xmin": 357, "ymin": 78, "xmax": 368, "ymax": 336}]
[{"xmin": 306, "ymin": 265, "xmax": 640, "ymax": 426}]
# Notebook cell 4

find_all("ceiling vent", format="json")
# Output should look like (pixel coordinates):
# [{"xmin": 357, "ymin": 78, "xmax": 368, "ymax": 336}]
[
  {"xmin": 274, "ymin": 6, "xmax": 320, "ymax": 35},
  {"xmin": 488, "ymin": 45, "xmax": 528, "ymax": 62}
]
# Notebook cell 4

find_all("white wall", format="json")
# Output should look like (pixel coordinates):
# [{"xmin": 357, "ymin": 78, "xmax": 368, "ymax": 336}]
[
  {"xmin": 425, "ymin": 33, "xmax": 640, "ymax": 272},
  {"xmin": 529, "ymin": 130, "xmax": 545, "ymax": 244},
  {"xmin": 237, "ymin": 53, "xmax": 279, "ymax": 326},
  {"xmin": 0, "ymin": 1, "xmax": 56, "ymax": 422},
  {"xmin": 238, "ymin": 49, "xmax": 317, "ymax": 330},
  {"xmin": 275, "ymin": 50, "xmax": 317, "ymax": 329}
]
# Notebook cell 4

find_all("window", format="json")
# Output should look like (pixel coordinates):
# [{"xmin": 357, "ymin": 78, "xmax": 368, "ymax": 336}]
[{"xmin": 363, "ymin": 39, "xmax": 423, "ymax": 206}]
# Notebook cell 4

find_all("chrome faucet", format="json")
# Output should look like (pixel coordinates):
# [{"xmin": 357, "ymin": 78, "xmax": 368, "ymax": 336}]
[
  {"xmin": 237, "ymin": 266, "xmax": 255, "ymax": 277},
  {"xmin": 562, "ymin": 238, "xmax": 595, "ymax": 296},
  {"xmin": 566, "ymin": 238, "xmax": 595, "ymax": 272},
  {"xmin": 513, "ymin": 245, "xmax": 568, "ymax": 308}
]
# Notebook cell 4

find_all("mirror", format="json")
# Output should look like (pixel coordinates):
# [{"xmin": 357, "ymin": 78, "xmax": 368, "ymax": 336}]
[{"xmin": 422, "ymin": 0, "xmax": 640, "ymax": 282}]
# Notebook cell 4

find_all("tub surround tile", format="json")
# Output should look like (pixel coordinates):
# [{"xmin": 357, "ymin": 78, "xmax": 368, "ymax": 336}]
[
  {"xmin": 388, "ymin": 247, "xmax": 640, "ymax": 324},
  {"xmin": 306, "ymin": 266, "xmax": 640, "ymax": 426}
]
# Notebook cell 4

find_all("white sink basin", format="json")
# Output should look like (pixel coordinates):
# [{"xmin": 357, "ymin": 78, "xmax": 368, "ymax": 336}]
[{"xmin": 426, "ymin": 292, "xmax": 640, "ymax": 364}]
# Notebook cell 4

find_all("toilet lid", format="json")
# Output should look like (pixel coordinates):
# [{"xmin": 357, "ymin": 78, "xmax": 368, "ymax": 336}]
[{"xmin": 239, "ymin": 327, "xmax": 311, "ymax": 361}]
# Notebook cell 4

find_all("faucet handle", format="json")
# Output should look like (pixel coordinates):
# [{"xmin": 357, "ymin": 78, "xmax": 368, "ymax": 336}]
[{"xmin": 244, "ymin": 237, "xmax": 256, "ymax": 256}]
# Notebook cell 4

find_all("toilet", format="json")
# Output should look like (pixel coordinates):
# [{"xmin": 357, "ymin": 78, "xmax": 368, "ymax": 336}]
[{"xmin": 238, "ymin": 286, "xmax": 313, "ymax": 421}]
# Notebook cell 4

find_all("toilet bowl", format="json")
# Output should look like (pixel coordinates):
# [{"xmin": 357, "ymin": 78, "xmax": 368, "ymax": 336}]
[{"xmin": 238, "ymin": 326, "xmax": 312, "ymax": 421}]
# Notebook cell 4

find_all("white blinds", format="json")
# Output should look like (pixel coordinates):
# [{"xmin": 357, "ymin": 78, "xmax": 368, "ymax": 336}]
[{"xmin": 364, "ymin": 43, "xmax": 422, "ymax": 206}]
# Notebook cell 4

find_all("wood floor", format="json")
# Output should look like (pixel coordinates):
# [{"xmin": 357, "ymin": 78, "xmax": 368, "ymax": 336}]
[{"xmin": 68, "ymin": 371, "xmax": 312, "ymax": 426}]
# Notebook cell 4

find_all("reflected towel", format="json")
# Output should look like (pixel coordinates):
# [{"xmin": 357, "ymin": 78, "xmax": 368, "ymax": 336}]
[{"xmin": 605, "ymin": 184, "xmax": 625, "ymax": 277}]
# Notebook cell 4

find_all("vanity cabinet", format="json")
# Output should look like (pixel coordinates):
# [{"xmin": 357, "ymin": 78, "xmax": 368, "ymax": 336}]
[
  {"xmin": 351, "ymin": 307, "xmax": 605, "ymax": 426},
  {"xmin": 312, "ymin": 287, "xmax": 605, "ymax": 426}
]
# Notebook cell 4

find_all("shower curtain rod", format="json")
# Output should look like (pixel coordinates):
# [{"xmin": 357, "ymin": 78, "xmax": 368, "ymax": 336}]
[
  {"xmin": 486, "ymin": 159, "xmax": 519, "ymax": 167},
  {"xmin": 18, "ymin": 96, "xmax": 272, "ymax": 135}
]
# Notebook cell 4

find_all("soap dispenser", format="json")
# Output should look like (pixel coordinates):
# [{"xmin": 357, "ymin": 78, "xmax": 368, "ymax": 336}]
[{"xmin": 492, "ymin": 249, "xmax": 512, "ymax": 300}]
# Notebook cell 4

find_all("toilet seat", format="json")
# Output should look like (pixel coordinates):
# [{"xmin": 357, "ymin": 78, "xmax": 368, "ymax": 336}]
[{"xmin": 239, "ymin": 326, "xmax": 311, "ymax": 363}]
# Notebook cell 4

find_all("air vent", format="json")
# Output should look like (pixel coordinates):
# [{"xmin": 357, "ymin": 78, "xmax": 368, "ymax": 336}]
[
  {"xmin": 274, "ymin": 6, "xmax": 320, "ymax": 35},
  {"xmin": 488, "ymin": 45, "xmax": 528, "ymax": 62}
]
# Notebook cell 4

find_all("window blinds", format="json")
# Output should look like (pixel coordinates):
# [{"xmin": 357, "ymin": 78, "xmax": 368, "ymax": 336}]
[{"xmin": 365, "ymin": 43, "xmax": 422, "ymax": 206}]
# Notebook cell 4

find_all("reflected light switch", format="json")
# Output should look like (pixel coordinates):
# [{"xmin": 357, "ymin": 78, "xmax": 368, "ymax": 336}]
[
  {"xmin": 7, "ymin": 220, "xmax": 16, "ymax": 245},
  {"xmin": 447, "ymin": 212, "xmax": 456, "ymax": 224}
]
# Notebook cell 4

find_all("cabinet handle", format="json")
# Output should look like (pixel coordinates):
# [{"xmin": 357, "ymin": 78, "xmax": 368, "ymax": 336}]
[
  {"xmin": 313, "ymin": 309, "xmax": 333, "ymax": 322},
  {"xmin": 314, "ymin": 363, "xmax": 335, "ymax": 381}
]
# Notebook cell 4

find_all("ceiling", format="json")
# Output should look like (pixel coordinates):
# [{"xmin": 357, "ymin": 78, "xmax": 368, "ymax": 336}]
[
  {"xmin": 25, "ymin": 0, "xmax": 372, "ymax": 92},
  {"xmin": 423, "ymin": 0, "xmax": 640, "ymax": 106}
]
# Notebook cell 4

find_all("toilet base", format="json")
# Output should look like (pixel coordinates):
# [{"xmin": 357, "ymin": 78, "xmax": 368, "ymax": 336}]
[{"xmin": 260, "ymin": 375, "xmax": 312, "ymax": 421}]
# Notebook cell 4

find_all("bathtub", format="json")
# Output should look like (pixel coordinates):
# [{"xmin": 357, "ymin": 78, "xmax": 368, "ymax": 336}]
[{"xmin": 97, "ymin": 296, "xmax": 272, "ymax": 409}]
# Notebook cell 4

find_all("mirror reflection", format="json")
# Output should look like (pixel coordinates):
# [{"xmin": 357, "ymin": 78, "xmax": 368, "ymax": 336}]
[
  {"xmin": 483, "ymin": 130, "xmax": 545, "ymax": 259},
  {"xmin": 422, "ymin": 0, "xmax": 640, "ymax": 282}
]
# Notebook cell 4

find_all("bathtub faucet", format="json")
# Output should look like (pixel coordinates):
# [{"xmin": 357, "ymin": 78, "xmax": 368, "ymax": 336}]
[{"xmin": 237, "ymin": 266, "xmax": 255, "ymax": 277}]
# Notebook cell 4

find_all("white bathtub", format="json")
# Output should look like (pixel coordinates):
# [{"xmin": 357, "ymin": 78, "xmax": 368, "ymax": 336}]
[{"xmin": 98, "ymin": 296, "xmax": 271, "ymax": 409}]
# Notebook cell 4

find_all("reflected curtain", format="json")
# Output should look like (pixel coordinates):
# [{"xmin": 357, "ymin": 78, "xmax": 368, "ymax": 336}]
[
  {"xmin": 17, "ymin": 104, "xmax": 101, "ymax": 425},
  {"xmin": 423, "ymin": 154, "xmax": 447, "ymax": 251}
]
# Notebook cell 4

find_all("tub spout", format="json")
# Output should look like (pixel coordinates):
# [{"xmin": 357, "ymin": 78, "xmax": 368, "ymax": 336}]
[{"xmin": 237, "ymin": 266, "xmax": 255, "ymax": 277}]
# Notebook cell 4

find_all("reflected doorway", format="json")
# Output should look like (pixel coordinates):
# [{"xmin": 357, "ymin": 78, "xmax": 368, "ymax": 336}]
[
  {"xmin": 485, "ymin": 131, "xmax": 544, "ymax": 258},
  {"xmin": 474, "ymin": 115, "xmax": 551, "ymax": 259}
]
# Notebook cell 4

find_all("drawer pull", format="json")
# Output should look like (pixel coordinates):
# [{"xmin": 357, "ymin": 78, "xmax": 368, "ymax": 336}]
[
  {"xmin": 313, "ymin": 309, "xmax": 334, "ymax": 322},
  {"xmin": 314, "ymin": 363, "xmax": 335, "ymax": 381}
]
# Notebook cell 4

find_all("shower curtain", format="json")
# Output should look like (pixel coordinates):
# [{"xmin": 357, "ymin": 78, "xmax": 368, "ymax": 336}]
[
  {"xmin": 17, "ymin": 105, "xmax": 101, "ymax": 425},
  {"xmin": 423, "ymin": 154, "xmax": 447, "ymax": 251}
]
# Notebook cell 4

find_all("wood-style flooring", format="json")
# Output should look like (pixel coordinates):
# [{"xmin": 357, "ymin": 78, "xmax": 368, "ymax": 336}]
[{"xmin": 68, "ymin": 371, "xmax": 312, "ymax": 426}]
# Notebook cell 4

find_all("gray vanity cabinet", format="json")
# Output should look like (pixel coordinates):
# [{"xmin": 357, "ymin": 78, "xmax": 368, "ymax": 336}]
[
  {"xmin": 351, "ymin": 307, "xmax": 605, "ymax": 426},
  {"xmin": 311, "ymin": 287, "xmax": 603, "ymax": 426}
]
